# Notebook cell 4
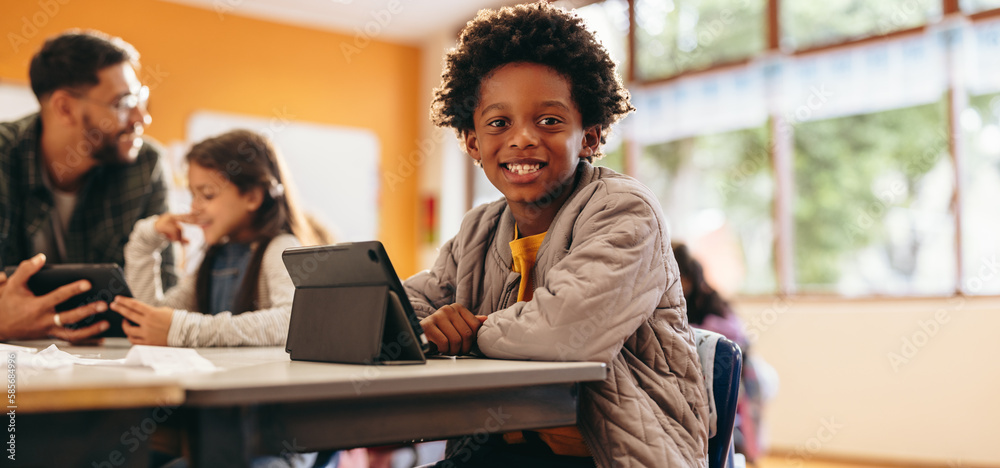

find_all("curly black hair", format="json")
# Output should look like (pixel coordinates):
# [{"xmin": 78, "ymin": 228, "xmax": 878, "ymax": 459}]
[{"xmin": 431, "ymin": 2, "xmax": 634, "ymax": 158}]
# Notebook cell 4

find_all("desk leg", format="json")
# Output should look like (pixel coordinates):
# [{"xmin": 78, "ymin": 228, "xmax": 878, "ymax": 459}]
[{"xmin": 186, "ymin": 406, "xmax": 257, "ymax": 468}]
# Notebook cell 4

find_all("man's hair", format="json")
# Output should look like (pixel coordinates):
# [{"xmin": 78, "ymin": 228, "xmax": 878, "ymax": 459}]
[
  {"xmin": 431, "ymin": 2, "xmax": 634, "ymax": 156},
  {"xmin": 29, "ymin": 30, "xmax": 140, "ymax": 100}
]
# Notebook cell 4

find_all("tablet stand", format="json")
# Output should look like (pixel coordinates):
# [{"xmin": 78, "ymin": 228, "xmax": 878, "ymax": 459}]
[{"xmin": 285, "ymin": 284, "xmax": 426, "ymax": 365}]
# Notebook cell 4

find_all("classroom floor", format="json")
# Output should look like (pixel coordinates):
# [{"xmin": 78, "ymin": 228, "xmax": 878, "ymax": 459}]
[{"xmin": 758, "ymin": 455, "xmax": 906, "ymax": 468}]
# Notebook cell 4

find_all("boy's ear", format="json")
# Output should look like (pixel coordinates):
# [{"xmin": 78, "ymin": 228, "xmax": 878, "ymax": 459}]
[
  {"xmin": 580, "ymin": 125, "xmax": 601, "ymax": 158},
  {"xmin": 464, "ymin": 130, "xmax": 482, "ymax": 164}
]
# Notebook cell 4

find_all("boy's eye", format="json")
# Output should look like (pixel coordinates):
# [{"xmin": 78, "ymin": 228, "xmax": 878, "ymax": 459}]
[
  {"xmin": 539, "ymin": 117, "xmax": 562, "ymax": 125},
  {"xmin": 487, "ymin": 119, "xmax": 508, "ymax": 128}
]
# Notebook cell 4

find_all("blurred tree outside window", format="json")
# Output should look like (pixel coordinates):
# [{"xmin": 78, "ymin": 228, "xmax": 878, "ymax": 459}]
[
  {"xmin": 597, "ymin": 140, "xmax": 627, "ymax": 173},
  {"xmin": 792, "ymin": 101, "xmax": 955, "ymax": 295},
  {"xmin": 636, "ymin": 127, "xmax": 776, "ymax": 295},
  {"xmin": 558, "ymin": 0, "xmax": 1000, "ymax": 298},
  {"xmin": 961, "ymin": 92, "xmax": 1000, "ymax": 295},
  {"xmin": 781, "ymin": 0, "xmax": 943, "ymax": 50},
  {"xmin": 574, "ymin": 0, "xmax": 630, "ymax": 175},
  {"xmin": 573, "ymin": 0, "xmax": 631, "ymax": 73},
  {"xmin": 633, "ymin": 0, "xmax": 766, "ymax": 81}
]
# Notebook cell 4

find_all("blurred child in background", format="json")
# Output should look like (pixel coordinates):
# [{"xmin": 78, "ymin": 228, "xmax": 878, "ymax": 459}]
[
  {"xmin": 674, "ymin": 242, "xmax": 777, "ymax": 464},
  {"xmin": 113, "ymin": 129, "xmax": 325, "ymax": 348}
]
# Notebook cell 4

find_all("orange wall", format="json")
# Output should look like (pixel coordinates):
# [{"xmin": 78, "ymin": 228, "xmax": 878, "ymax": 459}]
[{"xmin": 0, "ymin": 0, "xmax": 423, "ymax": 276}]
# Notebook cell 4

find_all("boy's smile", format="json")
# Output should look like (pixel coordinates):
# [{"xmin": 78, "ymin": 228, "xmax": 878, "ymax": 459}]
[{"xmin": 465, "ymin": 62, "xmax": 600, "ymax": 235}]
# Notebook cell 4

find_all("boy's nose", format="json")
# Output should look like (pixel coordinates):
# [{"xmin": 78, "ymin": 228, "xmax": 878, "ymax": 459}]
[{"xmin": 509, "ymin": 124, "xmax": 539, "ymax": 148}]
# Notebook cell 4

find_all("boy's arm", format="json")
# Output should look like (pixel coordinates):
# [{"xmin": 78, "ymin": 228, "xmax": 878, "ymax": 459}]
[
  {"xmin": 403, "ymin": 237, "xmax": 459, "ymax": 319},
  {"xmin": 478, "ymin": 189, "xmax": 671, "ymax": 364}
]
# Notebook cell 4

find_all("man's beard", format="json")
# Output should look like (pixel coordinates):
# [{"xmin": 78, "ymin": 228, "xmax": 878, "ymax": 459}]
[{"xmin": 83, "ymin": 115, "xmax": 137, "ymax": 166}]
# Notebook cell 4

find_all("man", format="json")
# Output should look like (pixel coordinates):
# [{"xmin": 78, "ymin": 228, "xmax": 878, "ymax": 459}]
[{"xmin": 0, "ymin": 30, "xmax": 174, "ymax": 342}]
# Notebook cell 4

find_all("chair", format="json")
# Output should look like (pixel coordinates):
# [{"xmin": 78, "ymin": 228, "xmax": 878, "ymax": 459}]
[{"xmin": 693, "ymin": 329, "xmax": 743, "ymax": 468}]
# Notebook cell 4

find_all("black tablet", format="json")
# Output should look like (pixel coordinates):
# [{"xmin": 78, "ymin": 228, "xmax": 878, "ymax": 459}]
[
  {"xmin": 2, "ymin": 263, "xmax": 132, "ymax": 338},
  {"xmin": 281, "ymin": 241, "xmax": 431, "ymax": 364}
]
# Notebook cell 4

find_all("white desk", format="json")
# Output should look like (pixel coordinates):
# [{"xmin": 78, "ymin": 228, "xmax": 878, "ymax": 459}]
[{"xmin": 11, "ymin": 339, "xmax": 606, "ymax": 467}]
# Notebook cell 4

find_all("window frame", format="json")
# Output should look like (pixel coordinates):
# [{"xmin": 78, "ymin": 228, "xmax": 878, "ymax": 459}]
[{"xmin": 619, "ymin": 0, "xmax": 1000, "ymax": 298}]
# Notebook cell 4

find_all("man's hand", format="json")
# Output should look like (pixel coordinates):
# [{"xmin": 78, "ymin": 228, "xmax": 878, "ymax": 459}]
[
  {"xmin": 419, "ymin": 303, "xmax": 488, "ymax": 355},
  {"xmin": 112, "ymin": 296, "xmax": 173, "ymax": 346},
  {"xmin": 0, "ymin": 254, "xmax": 108, "ymax": 343}
]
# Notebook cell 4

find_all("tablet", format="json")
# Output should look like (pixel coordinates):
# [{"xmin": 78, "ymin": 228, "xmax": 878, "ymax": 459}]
[
  {"xmin": 281, "ymin": 241, "xmax": 431, "ymax": 364},
  {"xmin": 2, "ymin": 264, "xmax": 133, "ymax": 338}
]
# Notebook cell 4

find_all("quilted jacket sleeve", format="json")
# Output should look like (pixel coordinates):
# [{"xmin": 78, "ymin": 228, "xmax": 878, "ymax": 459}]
[
  {"xmin": 477, "ymin": 185, "xmax": 668, "ymax": 365},
  {"xmin": 403, "ymin": 237, "xmax": 458, "ymax": 319}
]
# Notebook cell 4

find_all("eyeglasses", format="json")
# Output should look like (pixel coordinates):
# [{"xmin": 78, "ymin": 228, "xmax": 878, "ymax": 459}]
[{"xmin": 71, "ymin": 85, "xmax": 150, "ymax": 122}]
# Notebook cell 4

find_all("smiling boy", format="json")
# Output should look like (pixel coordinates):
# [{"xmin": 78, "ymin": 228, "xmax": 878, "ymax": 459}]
[{"xmin": 404, "ymin": 3, "xmax": 709, "ymax": 467}]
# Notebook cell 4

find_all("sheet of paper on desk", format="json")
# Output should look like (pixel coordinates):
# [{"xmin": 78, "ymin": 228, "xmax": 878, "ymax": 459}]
[
  {"xmin": 0, "ymin": 343, "xmax": 38, "ymax": 354},
  {"xmin": 123, "ymin": 345, "xmax": 217, "ymax": 375},
  {"xmin": 10, "ymin": 344, "xmax": 217, "ymax": 375},
  {"xmin": 9, "ymin": 345, "xmax": 112, "ymax": 370}
]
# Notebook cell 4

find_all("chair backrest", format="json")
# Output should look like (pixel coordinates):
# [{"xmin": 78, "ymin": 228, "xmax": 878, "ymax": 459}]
[{"xmin": 696, "ymin": 330, "xmax": 743, "ymax": 468}]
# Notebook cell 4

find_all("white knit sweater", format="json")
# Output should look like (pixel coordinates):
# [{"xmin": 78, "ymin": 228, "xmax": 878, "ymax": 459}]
[{"xmin": 124, "ymin": 215, "xmax": 299, "ymax": 347}]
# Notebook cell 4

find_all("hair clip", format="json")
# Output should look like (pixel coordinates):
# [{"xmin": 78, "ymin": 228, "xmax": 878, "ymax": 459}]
[{"xmin": 269, "ymin": 180, "xmax": 285, "ymax": 198}]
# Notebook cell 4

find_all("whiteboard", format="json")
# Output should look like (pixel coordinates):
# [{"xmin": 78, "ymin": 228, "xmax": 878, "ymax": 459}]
[
  {"xmin": 187, "ymin": 111, "xmax": 380, "ymax": 243},
  {"xmin": 0, "ymin": 83, "xmax": 39, "ymax": 121}
]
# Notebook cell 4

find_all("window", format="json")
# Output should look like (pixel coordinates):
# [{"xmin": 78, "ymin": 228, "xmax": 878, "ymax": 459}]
[
  {"xmin": 636, "ymin": 127, "xmax": 776, "ymax": 295},
  {"xmin": 962, "ymin": 0, "xmax": 1000, "ymax": 13},
  {"xmin": 632, "ymin": 0, "xmax": 766, "ymax": 81},
  {"xmin": 599, "ymin": 1, "xmax": 1000, "ymax": 297},
  {"xmin": 596, "ymin": 138, "xmax": 627, "ymax": 173},
  {"xmin": 792, "ymin": 102, "xmax": 954, "ymax": 295},
  {"xmin": 573, "ymin": 0, "xmax": 631, "ymax": 72},
  {"xmin": 961, "ymin": 92, "xmax": 1000, "ymax": 295},
  {"xmin": 781, "ymin": 0, "xmax": 942, "ymax": 50}
]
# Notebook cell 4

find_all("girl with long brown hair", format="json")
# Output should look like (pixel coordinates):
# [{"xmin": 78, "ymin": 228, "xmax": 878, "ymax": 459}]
[{"xmin": 111, "ymin": 129, "xmax": 326, "ymax": 347}]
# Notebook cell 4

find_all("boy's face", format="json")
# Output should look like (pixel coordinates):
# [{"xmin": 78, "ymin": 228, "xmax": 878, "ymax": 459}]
[{"xmin": 465, "ymin": 62, "xmax": 600, "ymax": 213}]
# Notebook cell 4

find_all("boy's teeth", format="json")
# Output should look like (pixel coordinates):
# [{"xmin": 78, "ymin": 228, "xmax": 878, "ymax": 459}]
[{"xmin": 506, "ymin": 163, "xmax": 541, "ymax": 175}]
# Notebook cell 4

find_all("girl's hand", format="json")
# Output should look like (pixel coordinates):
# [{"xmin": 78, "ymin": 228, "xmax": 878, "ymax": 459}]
[
  {"xmin": 154, "ymin": 213, "xmax": 197, "ymax": 244},
  {"xmin": 111, "ymin": 296, "xmax": 173, "ymax": 346}
]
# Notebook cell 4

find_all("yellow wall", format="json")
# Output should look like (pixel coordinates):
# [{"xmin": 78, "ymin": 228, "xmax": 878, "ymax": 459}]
[
  {"xmin": 738, "ymin": 295, "xmax": 1000, "ymax": 466},
  {"xmin": 0, "ymin": 0, "xmax": 423, "ymax": 276}
]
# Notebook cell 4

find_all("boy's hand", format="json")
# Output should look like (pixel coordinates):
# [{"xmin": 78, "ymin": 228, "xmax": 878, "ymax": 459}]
[
  {"xmin": 154, "ymin": 213, "xmax": 197, "ymax": 244},
  {"xmin": 420, "ymin": 303, "xmax": 487, "ymax": 355}
]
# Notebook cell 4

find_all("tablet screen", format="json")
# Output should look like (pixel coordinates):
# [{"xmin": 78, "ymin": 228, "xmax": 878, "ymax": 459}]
[{"xmin": 2, "ymin": 264, "xmax": 133, "ymax": 338}]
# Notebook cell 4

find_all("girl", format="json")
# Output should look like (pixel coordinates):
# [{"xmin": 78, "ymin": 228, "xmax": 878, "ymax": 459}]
[
  {"xmin": 111, "ymin": 129, "xmax": 325, "ymax": 347},
  {"xmin": 673, "ymin": 243, "xmax": 768, "ymax": 463}
]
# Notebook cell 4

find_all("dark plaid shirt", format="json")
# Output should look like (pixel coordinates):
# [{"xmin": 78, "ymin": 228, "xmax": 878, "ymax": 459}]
[{"xmin": 0, "ymin": 113, "xmax": 175, "ymax": 286}]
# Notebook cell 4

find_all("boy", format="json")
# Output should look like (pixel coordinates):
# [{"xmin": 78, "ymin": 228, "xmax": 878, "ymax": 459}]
[{"xmin": 404, "ymin": 3, "xmax": 709, "ymax": 467}]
